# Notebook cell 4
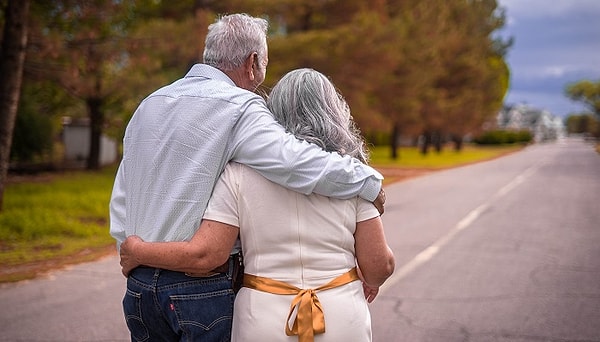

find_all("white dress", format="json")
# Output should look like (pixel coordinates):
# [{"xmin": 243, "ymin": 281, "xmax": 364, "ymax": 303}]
[{"xmin": 203, "ymin": 162, "xmax": 380, "ymax": 342}]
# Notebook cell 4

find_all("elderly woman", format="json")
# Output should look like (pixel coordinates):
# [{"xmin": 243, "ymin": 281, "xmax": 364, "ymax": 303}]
[{"xmin": 120, "ymin": 68, "xmax": 395, "ymax": 342}]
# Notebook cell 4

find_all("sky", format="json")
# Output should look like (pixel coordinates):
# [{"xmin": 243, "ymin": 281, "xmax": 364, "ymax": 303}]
[{"xmin": 496, "ymin": 0, "xmax": 600, "ymax": 118}]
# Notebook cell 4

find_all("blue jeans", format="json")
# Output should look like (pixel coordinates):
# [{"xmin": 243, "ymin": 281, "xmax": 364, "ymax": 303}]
[{"xmin": 123, "ymin": 264, "xmax": 235, "ymax": 342}]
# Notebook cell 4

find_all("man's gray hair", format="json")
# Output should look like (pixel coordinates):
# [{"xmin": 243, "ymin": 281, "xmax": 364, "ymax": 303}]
[
  {"xmin": 267, "ymin": 68, "xmax": 369, "ymax": 163},
  {"xmin": 203, "ymin": 13, "xmax": 268, "ymax": 71}
]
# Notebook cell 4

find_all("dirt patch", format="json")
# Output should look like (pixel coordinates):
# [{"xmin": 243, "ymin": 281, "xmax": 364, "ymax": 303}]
[
  {"xmin": 0, "ymin": 245, "xmax": 117, "ymax": 283},
  {"xmin": 6, "ymin": 172, "xmax": 58, "ymax": 184},
  {"xmin": 376, "ymin": 167, "xmax": 433, "ymax": 184}
]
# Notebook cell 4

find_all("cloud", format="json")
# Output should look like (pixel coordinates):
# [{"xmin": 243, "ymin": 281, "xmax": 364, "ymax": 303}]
[
  {"xmin": 497, "ymin": 0, "xmax": 600, "ymax": 117},
  {"xmin": 500, "ymin": 0, "xmax": 600, "ymax": 20}
]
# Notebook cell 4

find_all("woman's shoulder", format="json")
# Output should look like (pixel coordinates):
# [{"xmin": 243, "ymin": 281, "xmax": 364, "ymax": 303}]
[
  {"xmin": 225, "ymin": 161, "xmax": 258, "ymax": 175},
  {"xmin": 224, "ymin": 162, "xmax": 273, "ymax": 185}
]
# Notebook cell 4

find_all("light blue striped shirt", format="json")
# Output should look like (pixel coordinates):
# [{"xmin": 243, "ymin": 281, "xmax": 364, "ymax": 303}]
[{"xmin": 109, "ymin": 64, "xmax": 382, "ymax": 247}]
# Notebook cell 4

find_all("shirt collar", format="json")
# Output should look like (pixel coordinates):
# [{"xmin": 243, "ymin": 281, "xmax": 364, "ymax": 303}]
[{"xmin": 185, "ymin": 64, "xmax": 236, "ymax": 87}]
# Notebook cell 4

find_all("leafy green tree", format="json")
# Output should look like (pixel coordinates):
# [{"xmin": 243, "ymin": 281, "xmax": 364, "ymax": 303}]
[
  {"xmin": 375, "ymin": 1, "xmax": 443, "ymax": 157},
  {"xmin": 565, "ymin": 114, "xmax": 599, "ymax": 137},
  {"xmin": 258, "ymin": 0, "xmax": 393, "ymax": 133},
  {"xmin": 11, "ymin": 107, "xmax": 53, "ymax": 165},
  {"xmin": 565, "ymin": 79, "xmax": 600, "ymax": 118},
  {"xmin": 415, "ymin": 0, "xmax": 509, "ymax": 154},
  {"xmin": 10, "ymin": 80, "xmax": 79, "ymax": 166},
  {"xmin": 24, "ymin": 0, "xmax": 205, "ymax": 169},
  {"xmin": 25, "ymin": 0, "xmax": 137, "ymax": 169},
  {"xmin": 260, "ymin": 0, "xmax": 510, "ymax": 157},
  {"xmin": 440, "ymin": 0, "xmax": 510, "ymax": 151}
]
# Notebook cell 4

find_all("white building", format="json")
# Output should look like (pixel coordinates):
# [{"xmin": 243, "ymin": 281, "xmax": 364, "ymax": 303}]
[
  {"xmin": 497, "ymin": 104, "xmax": 565, "ymax": 142},
  {"xmin": 62, "ymin": 117, "xmax": 118, "ymax": 167}
]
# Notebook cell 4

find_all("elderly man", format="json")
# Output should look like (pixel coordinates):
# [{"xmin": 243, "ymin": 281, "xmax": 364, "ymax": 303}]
[{"xmin": 110, "ymin": 13, "xmax": 384, "ymax": 341}]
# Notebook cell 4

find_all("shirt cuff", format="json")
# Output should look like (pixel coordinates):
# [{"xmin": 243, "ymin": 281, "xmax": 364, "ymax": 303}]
[{"xmin": 359, "ymin": 171, "xmax": 384, "ymax": 202}]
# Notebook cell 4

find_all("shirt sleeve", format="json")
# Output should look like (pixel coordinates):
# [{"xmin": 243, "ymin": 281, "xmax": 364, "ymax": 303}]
[
  {"xmin": 230, "ymin": 99, "xmax": 383, "ymax": 201},
  {"xmin": 356, "ymin": 197, "xmax": 381, "ymax": 223},
  {"xmin": 202, "ymin": 163, "xmax": 241, "ymax": 228},
  {"xmin": 109, "ymin": 162, "xmax": 127, "ymax": 249}
]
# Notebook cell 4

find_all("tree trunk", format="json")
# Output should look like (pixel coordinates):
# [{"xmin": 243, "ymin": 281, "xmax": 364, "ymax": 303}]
[
  {"xmin": 452, "ymin": 134, "xmax": 463, "ymax": 151},
  {"xmin": 390, "ymin": 123, "xmax": 400, "ymax": 160},
  {"xmin": 420, "ymin": 131, "xmax": 431, "ymax": 155},
  {"xmin": 0, "ymin": 0, "xmax": 30, "ymax": 211},
  {"xmin": 86, "ymin": 97, "xmax": 103, "ymax": 170},
  {"xmin": 433, "ymin": 131, "xmax": 443, "ymax": 153}
]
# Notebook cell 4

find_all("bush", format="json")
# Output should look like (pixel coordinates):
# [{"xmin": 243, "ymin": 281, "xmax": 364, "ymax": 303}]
[
  {"xmin": 514, "ymin": 130, "xmax": 533, "ymax": 143},
  {"xmin": 10, "ymin": 108, "xmax": 54, "ymax": 163},
  {"xmin": 473, "ymin": 130, "xmax": 532, "ymax": 145}
]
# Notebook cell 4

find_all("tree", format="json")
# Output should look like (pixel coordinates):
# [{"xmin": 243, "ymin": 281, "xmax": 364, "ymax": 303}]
[
  {"xmin": 435, "ymin": 0, "xmax": 510, "ymax": 152},
  {"xmin": 375, "ymin": 1, "xmax": 443, "ymax": 157},
  {"xmin": 25, "ymin": 0, "xmax": 138, "ymax": 170},
  {"xmin": 565, "ymin": 79, "xmax": 600, "ymax": 118},
  {"xmin": 0, "ymin": 0, "xmax": 30, "ymax": 211},
  {"xmin": 565, "ymin": 114, "xmax": 599, "ymax": 137},
  {"xmin": 10, "ymin": 79, "xmax": 81, "ymax": 167},
  {"xmin": 260, "ymin": 0, "xmax": 394, "ymax": 133},
  {"xmin": 410, "ymin": 0, "xmax": 510, "ymax": 154},
  {"xmin": 24, "ymin": 1, "xmax": 209, "ymax": 169},
  {"xmin": 258, "ymin": 0, "xmax": 510, "ymax": 157},
  {"xmin": 11, "ymin": 0, "xmax": 514, "ymax": 176}
]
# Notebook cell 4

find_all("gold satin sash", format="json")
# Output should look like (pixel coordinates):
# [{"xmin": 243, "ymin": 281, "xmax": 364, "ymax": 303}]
[{"xmin": 242, "ymin": 267, "xmax": 359, "ymax": 342}]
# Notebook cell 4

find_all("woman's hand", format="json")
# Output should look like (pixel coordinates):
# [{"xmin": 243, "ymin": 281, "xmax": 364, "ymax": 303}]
[
  {"xmin": 120, "ymin": 235, "xmax": 144, "ymax": 277},
  {"xmin": 362, "ymin": 283, "xmax": 380, "ymax": 303},
  {"xmin": 356, "ymin": 266, "xmax": 380, "ymax": 303}
]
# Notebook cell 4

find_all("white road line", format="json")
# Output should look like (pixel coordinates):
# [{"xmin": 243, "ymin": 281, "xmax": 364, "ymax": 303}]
[{"xmin": 380, "ymin": 161, "xmax": 546, "ymax": 294}]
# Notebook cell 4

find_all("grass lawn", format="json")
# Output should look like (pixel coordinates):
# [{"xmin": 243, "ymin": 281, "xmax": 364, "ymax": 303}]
[
  {"xmin": 369, "ymin": 144, "xmax": 523, "ymax": 184},
  {"xmin": 0, "ymin": 167, "xmax": 118, "ymax": 282},
  {"xmin": 369, "ymin": 144, "xmax": 521, "ymax": 168},
  {"xmin": 0, "ymin": 143, "xmax": 524, "ymax": 282}
]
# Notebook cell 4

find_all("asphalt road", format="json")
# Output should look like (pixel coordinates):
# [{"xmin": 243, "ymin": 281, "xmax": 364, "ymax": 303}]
[
  {"xmin": 371, "ymin": 137, "xmax": 600, "ymax": 342},
  {"xmin": 0, "ymin": 253, "xmax": 128, "ymax": 341},
  {"xmin": 0, "ymin": 137, "xmax": 598, "ymax": 342}
]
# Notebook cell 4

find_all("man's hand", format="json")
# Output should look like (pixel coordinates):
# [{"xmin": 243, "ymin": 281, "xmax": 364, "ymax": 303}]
[
  {"xmin": 373, "ymin": 187, "xmax": 386, "ymax": 215},
  {"xmin": 120, "ymin": 235, "xmax": 144, "ymax": 277}
]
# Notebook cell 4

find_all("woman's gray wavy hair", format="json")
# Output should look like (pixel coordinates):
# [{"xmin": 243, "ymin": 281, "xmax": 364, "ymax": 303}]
[
  {"xmin": 203, "ymin": 14, "xmax": 268, "ymax": 71},
  {"xmin": 267, "ymin": 68, "xmax": 369, "ymax": 163}
]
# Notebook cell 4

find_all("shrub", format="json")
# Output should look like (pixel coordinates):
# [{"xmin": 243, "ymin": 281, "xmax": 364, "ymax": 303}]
[{"xmin": 473, "ymin": 130, "xmax": 532, "ymax": 145}]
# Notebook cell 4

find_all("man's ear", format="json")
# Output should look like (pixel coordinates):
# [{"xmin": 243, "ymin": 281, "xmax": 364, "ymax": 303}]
[{"xmin": 244, "ymin": 53, "xmax": 256, "ymax": 80}]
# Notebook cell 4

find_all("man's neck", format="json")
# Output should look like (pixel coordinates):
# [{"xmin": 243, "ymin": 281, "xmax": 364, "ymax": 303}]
[{"xmin": 223, "ymin": 68, "xmax": 252, "ymax": 90}]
